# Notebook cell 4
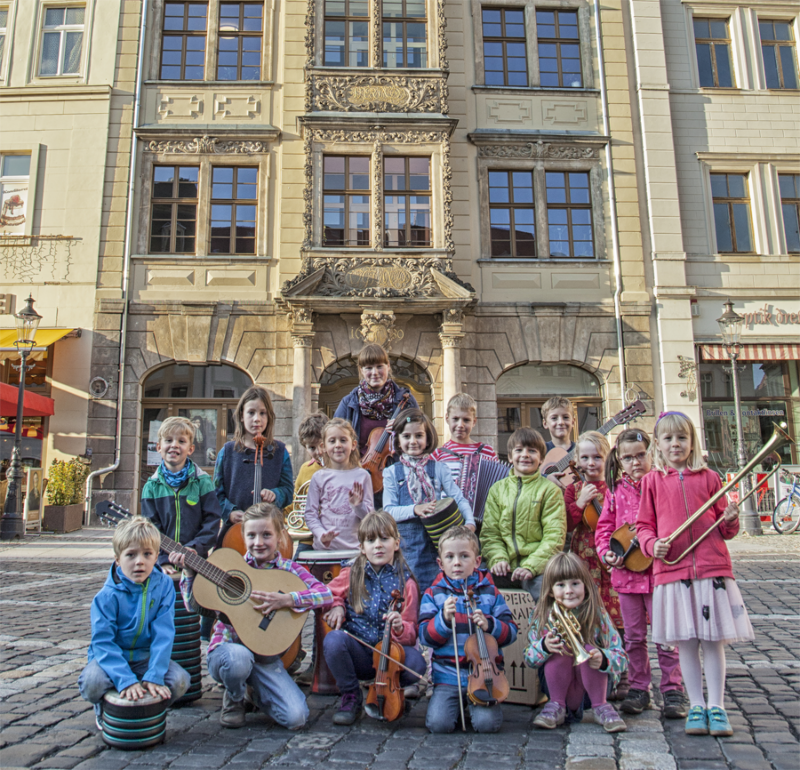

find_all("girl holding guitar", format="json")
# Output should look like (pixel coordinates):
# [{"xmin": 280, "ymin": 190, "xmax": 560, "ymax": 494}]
[{"xmin": 334, "ymin": 344, "xmax": 418, "ymax": 507}]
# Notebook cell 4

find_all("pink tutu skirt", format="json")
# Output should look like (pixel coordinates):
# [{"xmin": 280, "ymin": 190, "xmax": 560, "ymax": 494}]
[{"xmin": 652, "ymin": 577, "xmax": 754, "ymax": 645}]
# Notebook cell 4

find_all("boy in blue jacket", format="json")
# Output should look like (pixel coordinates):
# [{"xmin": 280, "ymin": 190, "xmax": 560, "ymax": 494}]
[
  {"xmin": 78, "ymin": 517, "xmax": 190, "ymax": 726},
  {"xmin": 418, "ymin": 525, "xmax": 517, "ymax": 734}
]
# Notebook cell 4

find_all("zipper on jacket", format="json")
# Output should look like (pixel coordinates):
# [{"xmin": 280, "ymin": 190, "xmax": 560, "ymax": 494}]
[
  {"xmin": 511, "ymin": 477, "xmax": 523, "ymax": 562},
  {"xmin": 129, "ymin": 577, "xmax": 150, "ymax": 661},
  {"xmin": 174, "ymin": 489, "xmax": 181, "ymax": 544},
  {"xmin": 678, "ymin": 472, "xmax": 697, "ymax": 580}
]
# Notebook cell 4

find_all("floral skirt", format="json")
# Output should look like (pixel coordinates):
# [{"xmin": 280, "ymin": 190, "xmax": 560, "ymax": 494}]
[
  {"xmin": 652, "ymin": 577, "xmax": 754, "ymax": 645},
  {"xmin": 571, "ymin": 524, "xmax": 623, "ymax": 628}
]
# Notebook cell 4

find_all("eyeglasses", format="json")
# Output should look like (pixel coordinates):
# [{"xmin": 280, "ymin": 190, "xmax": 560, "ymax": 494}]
[{"xmin": 619, "ymin": 452, "xmax": 648, "ymax": 465}]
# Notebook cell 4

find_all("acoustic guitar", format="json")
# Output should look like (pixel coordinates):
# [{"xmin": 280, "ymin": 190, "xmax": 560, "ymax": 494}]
[
  {"xmin": 96, "ymin": 501, "xmax": 308, "ymax": 657},
  {"xmin": 541, "ymin": 400, "xmax": 646, "ymax": 488}
]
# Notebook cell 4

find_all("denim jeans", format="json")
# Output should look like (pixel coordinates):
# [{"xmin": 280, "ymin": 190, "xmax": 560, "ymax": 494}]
[
  {"xmin": 396, "ymin": 520, "xmax": 439, "ymax": 591},
  {"xmin": 322, "ymin": 629, "xmax": 426, "ymax": 694},
  {"xmin": 426, "ymin": 684, "xmax": 503, "ymax": 733},
  {"xmin": 207, "ymin": 642, "xmax": 308, "ymax": 730}
]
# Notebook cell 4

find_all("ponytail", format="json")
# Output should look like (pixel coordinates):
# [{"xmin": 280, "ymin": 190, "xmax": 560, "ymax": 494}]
[{"xmin": 605, "ymin": 429, "xmax": 651, "ymax": 492}]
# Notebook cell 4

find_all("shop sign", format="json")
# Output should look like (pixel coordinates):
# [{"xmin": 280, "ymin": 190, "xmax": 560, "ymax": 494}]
[
  {"xmin": 705, "ymin": 408, "xmax": 785, "ymax": 418},
  {"xmin": 744, "ymin": 304, "xmax": 800, "ymax": 327}
]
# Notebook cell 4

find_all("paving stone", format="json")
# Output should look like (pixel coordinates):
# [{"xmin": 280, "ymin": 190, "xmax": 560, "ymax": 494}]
[
  {"xmin": 0, "ymin": 743, "xmax": 57, "ymax": 768},
  {"xmin": 719, "ymin": 742, "xmax": 772, "ymax": 769},
  {"xmin": 565, "ymin": 759, "xmax": 617, "ymax": 770},
  {"xmin": 674, "ymin": 762, "xmax": 729, "ymax": 770}
]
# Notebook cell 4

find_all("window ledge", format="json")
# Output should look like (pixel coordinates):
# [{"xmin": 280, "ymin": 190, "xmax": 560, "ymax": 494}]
[
  {"xmin": 309, "ymin": 67, "xmax": 446, "ymax": 76},
  {"xmin": 310, "ymin": 247, "xmax": 448, "ymax": 256},
  {"xmin": 132, "ymin": 254, "xmax": 276, "ymax": 264},
  {"xmin": 145, "ymin": 80, "xmax": 276, "ymax": 87},
  {"xmin": 478, "ymin": 258, "xmax": 610, "ymax": 265},
  {"xmin": 471, "ymin": 85, "xmax": 600, "ymax": 96}
]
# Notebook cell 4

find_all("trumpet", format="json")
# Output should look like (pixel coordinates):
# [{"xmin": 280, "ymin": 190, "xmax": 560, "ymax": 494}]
[
  {"xmin": 546, "ymin": 600, "xmax": 591, "ymax": 666},
  {"xmin": 285, "ymin": 480, "xmax": 313, "ymax": 543},
  {"xmin": 661, "ymin": 422, "xmax": 794, "ymax": 566}
]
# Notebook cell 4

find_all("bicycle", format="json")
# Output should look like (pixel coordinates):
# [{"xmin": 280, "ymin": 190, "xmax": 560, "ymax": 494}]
[{"xmin": 772, "ymin": 472, "xmax": 800, "ymax": 534}]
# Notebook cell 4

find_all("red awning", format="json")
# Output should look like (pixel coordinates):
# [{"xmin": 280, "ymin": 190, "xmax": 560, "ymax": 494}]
[
  {"xmin": 0, "ymin": 382, "xmax": 55, "ymax": 417},
  {"xmin": 700, "ymin": 344, "xmax": 800, "ymax": 362}
]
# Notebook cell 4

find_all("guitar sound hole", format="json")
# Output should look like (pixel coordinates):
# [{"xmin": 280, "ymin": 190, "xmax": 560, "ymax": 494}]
[{"xmin": 222, "ymin": 577, "xmax": 247, "ymax": 601}]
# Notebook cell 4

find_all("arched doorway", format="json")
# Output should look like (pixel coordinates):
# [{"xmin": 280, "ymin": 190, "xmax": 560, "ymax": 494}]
[
  {"xmin": 495, "ymin": 364, "xmax": 602, "ymax": 460},
  {"xmin": 317, "ymin": 356, "xmax": 433, "ymax": 419},
  {"xmin": 140, "ymin": 363, "xmax": 253, "ymax": 487}
]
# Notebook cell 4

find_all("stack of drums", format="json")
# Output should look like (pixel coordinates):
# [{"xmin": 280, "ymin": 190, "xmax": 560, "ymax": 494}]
[
  {"xmin": 101, "ymin": 690, "xmax": 167, "ymax": 749},
  {"xmin": 172, "ymin": 575, "xmax": 202, "ymax": 703}
]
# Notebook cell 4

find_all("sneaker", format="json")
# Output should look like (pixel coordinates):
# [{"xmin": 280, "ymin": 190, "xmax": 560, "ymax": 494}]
[
  {"xmin": 663, "ymin": 689, "xmax": 689, "ymax": 720},
  {"xmin": 333, "ymin": 690, "xmax": 363, "ymax": 726},
  {"xmin": 94, "ymin": 703, "xmax": 103, "ymax": 731},
  {"xmin": 707, "ymin": 706, "xmax": 733, "ymax": 737},
  {"xmin": 620, "ymin": 688, "xmax": 650, "ymax": 715},
  {"xmin": 533, "ymin": 701, "xmax": 566, "ymax": 729},
  {"xmin": 684, "ymin": 705, "xmax": 709, "ymax": 735},
  {"xmin": 403, "ymin": 683, "xmax": 422, "ymax": 700},
  {"xmin": 594, "ymin": 703, "xmax": 627, "ymax": 733},
  {"xmin": 219, "ymin": 690, "xmax": 246, "ymax": 728}
]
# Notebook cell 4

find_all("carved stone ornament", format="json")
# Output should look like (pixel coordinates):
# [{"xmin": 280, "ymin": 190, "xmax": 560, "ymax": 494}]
[
  {"xmin": 146, "ymin": 136, "xmax": 267, "ymax": 155},
  {"xmin": 289, "ymin": 307, "xmax": 314, "ymax": 325},
  {"xmin": 310, "ymin": 74, "xmax": 447, "ymax": 114},
  {"xmin": 678, "ymin": 355, "xmax": 698, "ymax": 402},
  {"xmin": 358, "ymin": 310, "xmax": 404, "ymax": 350},
  {"xmin": 477, "ymin": 142, "xmax": 598, "ymax": 160}
]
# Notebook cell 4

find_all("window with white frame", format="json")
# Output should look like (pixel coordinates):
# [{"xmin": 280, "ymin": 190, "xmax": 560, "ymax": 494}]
[
  {"xmin": 39, "ymin": 6, "xmax": 85, "ymax": 76},
  {"xmin": 779, "ymin": 174, "xmax": 800, "ymax": 253},
  {"xmin": 0, "ymin": 155, "xmax": 32, "ymax": 237},
  {"xmin": 759, "ymin": 19, "xmax": 798, "ymax": 90},
  {"xmin": 711, "ymin": 173, "xmax": 753, "ymax": 254},
  {"xmin": 0, "ymin": 7, "xmax": 8, "ymax": 75}
]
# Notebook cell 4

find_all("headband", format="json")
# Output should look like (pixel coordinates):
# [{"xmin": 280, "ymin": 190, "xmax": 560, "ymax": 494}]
[{"xmin": 656, "ymin": 410, "xmax": 690, "ymax": 424}]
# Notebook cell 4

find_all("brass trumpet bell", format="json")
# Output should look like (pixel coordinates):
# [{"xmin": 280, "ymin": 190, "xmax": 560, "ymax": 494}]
[{"xmin": 547, "ymin": 601, "xmax": 591, "ymax": 667}]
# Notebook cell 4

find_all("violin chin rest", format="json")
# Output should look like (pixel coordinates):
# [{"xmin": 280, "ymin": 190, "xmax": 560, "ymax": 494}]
[{"xmin": 469, "ymin": 689, "xmax": 497, "ymax": 707}]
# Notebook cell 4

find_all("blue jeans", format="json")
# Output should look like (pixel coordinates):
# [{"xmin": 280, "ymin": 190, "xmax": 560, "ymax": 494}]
[
  {"xmin": 426, "ymin": 684, "xmax": 504, "ymax": 734},
  {"xmin": 78, "ymin": 658, "xmax": 190, "ymax": 711},
  {"xmin": 397, "ymin": 520, "xmax": 439, "ymax": 591},
  {"xmin": 207, "ymin": 642, "xmax": 308, "ymax": 730},
  {"xmin": 323, "ymin": 629, "xmax": 426, "ymax": 694}
]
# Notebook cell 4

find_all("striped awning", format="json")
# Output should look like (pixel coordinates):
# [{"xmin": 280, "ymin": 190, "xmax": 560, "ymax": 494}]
[{"xmin": 700, "ymin": 344, "xmax": 800, "ymax": 361}]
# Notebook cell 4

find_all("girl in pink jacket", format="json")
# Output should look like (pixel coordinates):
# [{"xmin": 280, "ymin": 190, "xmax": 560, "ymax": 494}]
[
  {"xmin": 635, "ymin": 412, "xmax": 753, "ymax": 739},
  {"xmin": 595, "ymin": 429, "xmax": 685, "ymax": 720}
]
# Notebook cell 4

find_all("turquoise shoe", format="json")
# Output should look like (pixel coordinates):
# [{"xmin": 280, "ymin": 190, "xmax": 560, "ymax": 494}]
[
  {"xmin": 707, "ymin": 706, "xmax": 733, "ymax": 737},
  {"xmin": 684, "ymin": 706, "xmax": 709, "ymax": 735}
]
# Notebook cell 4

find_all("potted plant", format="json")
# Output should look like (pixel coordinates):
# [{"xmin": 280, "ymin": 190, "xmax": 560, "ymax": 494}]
[{"xmin": 43, "ymin": 458, "xmax": 90, "ymax": 533}]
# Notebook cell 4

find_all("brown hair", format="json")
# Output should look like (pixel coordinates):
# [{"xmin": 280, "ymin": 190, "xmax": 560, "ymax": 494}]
[
  {"xmin": 533, "ymin": 552, "xmax": 606, "ymax": 645},
  {"xmin": 393, "ymin": 407, "xmax": 438, "ymax": 454},
  {"xmin": 113, "ymin": 516, "xmax": 161, "ymax": 558},
  {"xmin": 157, "ymin": 416, "xmax": 195, "ymax": 444},
  {"xmin": 541, "ymin": 397, "xmax": 573, "ymax": 421},
  {"xmin": 605, "ymin": 428, "xmax": 651, "ymax": 491},
  {"xmin": 233, "ymin": 386, "xmax": 275, "ymax": 450},
  {"xmin": 298, "ymin": 411, "xmax": 329, "ymax": 446},
  {"xmin": 446, "ymin": 392, "xmax": 477, "ymax": 418},
  {"xmin": 321, "ymin": 417, "xmax": 361, "ymax": 469},
  {"xmin": 357, "ymin": 344, "xmax": 390, "ymax": 370},
  {"xmin": 242, "ymin": 502, "xmax": 285, "ymax": 536},
  {"xmin": 437, "ymin": 524, "xmax": 481, "ymax": 557},
  {"xmin": 349, "ymin": 511, "xmax": 417, "ymax": 614},
  {"xmin": 507, "ymin": 427, "xmax": 546, "ymax": 459}
]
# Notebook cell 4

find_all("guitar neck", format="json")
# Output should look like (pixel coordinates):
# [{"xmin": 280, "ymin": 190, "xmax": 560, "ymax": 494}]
[{"xmin": 159, "ymin": 534, "xmax": 229, "ymax": 588}]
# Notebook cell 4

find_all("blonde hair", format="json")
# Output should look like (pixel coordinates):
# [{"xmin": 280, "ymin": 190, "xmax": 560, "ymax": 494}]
[
  {"xmin": 321, "ymin": 417, "xmax": 361, "ymax": 469},
  {"xmin": 437, "ymin": 525, "xmax": 481, "ymax": 557},
  {"xmin": 298, "ymin": 411, "xmax": 329, "ymax": 446},
  {"xmin": 446, "ymin": 392, "xmax": 477, "ymax": 418},
  {"xmin": 576, "ymin": 430, "xmax": 611, "ymax": 458},
  {"xmin": 349, "ymin": 511, "xmax": 417, "ymax": 614},
  {"xmin": 650, "ymin": 411, "xmax": 707, "ymax": 474},
  {"xmin": 233, "ymin": 386, "xmax": 275, "ymax": 450},
  {"xmin": 541, "ymin": 397, "xmax": 573, "ymax": 421},
  {"xmin": 157, "ymin": 416, "xmax": 195, "ymax": 444},
  {"xmin": 533, "ymin": 552, "xmax": 607, "ymax": 645},
  {"xmin": 113, "ymin": 516, "xmax": 161, "ymax": 558},
  {"xmin": 242, "ymin": 502, "xmax": 285, "ymax": 535}
]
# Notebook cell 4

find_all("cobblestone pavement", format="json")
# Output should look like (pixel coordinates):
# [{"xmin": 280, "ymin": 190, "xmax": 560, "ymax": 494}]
[{"xmin": 0, "ymin": 529, "xmax": 797, "ymax": 770}]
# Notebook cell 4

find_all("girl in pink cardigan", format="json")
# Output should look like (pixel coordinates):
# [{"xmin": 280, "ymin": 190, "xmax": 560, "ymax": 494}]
[
  {"xmin": 635, "ymin": 412, "xmax": 753, "ymax": 739},
  {"xmin": 596, "ymin": 429, "xmax": 685, "ymax": 719}
]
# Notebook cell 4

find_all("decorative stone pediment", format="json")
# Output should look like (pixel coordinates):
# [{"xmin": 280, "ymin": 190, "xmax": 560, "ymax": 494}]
[
  {"xmin": 309, "ymin": 73, "xmax": 448, "ymax": 114},
  {"xmin": 145, "ymin": 136, "xmax": 269, "ymax": 155},
  {"xmin": 477, "ymin": 142, "xmax": 598, "ymax": 160}
]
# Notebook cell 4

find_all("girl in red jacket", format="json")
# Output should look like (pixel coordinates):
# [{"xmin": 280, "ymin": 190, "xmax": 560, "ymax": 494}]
[
  {"xmin": 595, "ymin": 429, "xmax": 685, "ymax": 719},
  {"xmin": 636, "ymin": 412, "xmax": 753, "ymax": 738}
]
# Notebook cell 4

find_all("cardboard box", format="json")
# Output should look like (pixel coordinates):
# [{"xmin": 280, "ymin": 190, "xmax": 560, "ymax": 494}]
[{"xmin": 500, "ymin": 589, "xmax": 541, "ymax": 706}]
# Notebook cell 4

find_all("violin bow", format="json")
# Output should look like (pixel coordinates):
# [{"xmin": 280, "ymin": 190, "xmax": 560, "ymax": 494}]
[
  {"xmin": 451, "ymin": 611, "xmax": 467, "ymax": 732},
  {"xmin": 338, "ymin": 629, "xmax": 431, "ymax": 686}
]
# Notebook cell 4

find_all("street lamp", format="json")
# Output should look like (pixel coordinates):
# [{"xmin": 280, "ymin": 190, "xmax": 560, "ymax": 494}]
[
  {"xmin": 1, "ymin": 296, "xmax": 42, "ymax": 540},
  {"xmin": 716, "ymin": 299, "xmax": 762, "ymax": 536}
]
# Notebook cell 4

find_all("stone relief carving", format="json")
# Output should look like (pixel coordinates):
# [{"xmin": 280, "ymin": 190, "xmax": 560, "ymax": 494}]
[
  {"xmin": 358, "ymin": 309, "xmax": 404, "ymax": 349},
  {"xmin": 678, "ymin": 355, "xmax": 698, "ymax": 402},
  {"xmin": 437, "ymin": 0, "xmax": 449, "ymax": 73},
  {"xmin": 289, "ymin": 307, "xmax": 314, "ymax": 325},
  {"xmin": 310, "ymin": 74, "xmax": 447, "ymax": 114},
  {"xmin": 477, "ymin": 142, "xmax": 598, "ymax": 160},
  {"xmin": 146, "ymin": 136, "xmax": 267, "ymax": 155}
]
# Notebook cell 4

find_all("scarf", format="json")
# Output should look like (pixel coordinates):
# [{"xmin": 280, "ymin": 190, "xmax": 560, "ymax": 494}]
[
  {"xmin": 399, "ymin": 453, "xmax": 436, "ymax": 505},
  {"xmin": 356, "ymin": 379, "xmax": 395, "ymax": 420},
  {"xmin": 160, "ymin": 459, "xmax": 192, "ymax": 489},
  {"xmin": 621, "ymin": 472, "xmax": 642, "ymax": 492}
]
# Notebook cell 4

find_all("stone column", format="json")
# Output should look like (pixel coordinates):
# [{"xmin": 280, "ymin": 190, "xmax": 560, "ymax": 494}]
[
  {"xmin": 439, "ymin": 309, "xmax": 466, "ymax": 439},
  {"xmin": 290, "ymin": 308, "xmax": 314, "ymax": 471}
]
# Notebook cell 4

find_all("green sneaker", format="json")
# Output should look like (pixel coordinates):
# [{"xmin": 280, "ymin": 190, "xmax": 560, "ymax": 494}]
[
  {"xmin": 707, "ymin": 706, "xmax": 733, "ymax": 737},
  {"xmin": 685, "ymin": 705, "xmax": 708, "ymax": 735}
]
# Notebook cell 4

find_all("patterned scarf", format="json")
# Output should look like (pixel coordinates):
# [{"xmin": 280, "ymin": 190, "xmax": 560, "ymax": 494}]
[
  {"xmin": 160, "ymin": 459, "xmax": 192, "ymax": 489},
  {"xmin": 357, "ymin": 379, "xmax": 395, "ymax": 420},
  {"xmin": 400, "ymin": 453, "xmax": 436, "ymax": 505},
  {"xmin": 621, "ymin": 472, "xmax": 642, "ymax": 492}
]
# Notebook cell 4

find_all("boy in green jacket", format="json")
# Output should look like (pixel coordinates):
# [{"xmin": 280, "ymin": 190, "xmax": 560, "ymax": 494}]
[{"xmin": 481, "ymin": 427, "xmax": 566, "ymax": 601}]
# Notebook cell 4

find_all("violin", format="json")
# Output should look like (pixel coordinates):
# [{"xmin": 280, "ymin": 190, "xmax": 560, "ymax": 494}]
[
  {"xmin": 365, "ymin": 589, "xmax": 405, "ymax": 722},
  {"xmin": 568, "ymin": 460, "xmax": 603, "ymax": 532},
  {"xmin": 361, "ymin": 392, "xmax": 411, "ymax": 494},
  {"xmin": 462, "ymin": 588, "xmax": 509, "ymax": 707}
]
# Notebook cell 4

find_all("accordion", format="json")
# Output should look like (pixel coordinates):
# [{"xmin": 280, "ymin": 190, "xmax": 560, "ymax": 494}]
[{"xmin": 456, "ymin": 455, "xmax": 511, "ymax": 523}]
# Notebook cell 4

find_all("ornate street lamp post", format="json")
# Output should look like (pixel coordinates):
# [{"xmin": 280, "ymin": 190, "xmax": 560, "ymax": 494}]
[
  {"xmin": 717, "ymin": 299, "xmax": 762, "ymax": 536},
  {"xmin": 1, "ymin": 296, "xmax": 42, "ymax": 540}
]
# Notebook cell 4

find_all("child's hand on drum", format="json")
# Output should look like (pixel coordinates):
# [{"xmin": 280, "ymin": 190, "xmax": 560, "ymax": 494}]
[
  {"xmin": 414, "ymin": 502, "xmax": 436, "ymax": 517},
  {"xmin": 320, "ymin": 529, "xmax": 340, "ymax": 547},
  {"xmin": 490, "ymin": 561, "xmax": 510, "ymax": 577},
  {"xmin": 143, "ymin": 681, "xmax": 172, "ymax": 701},
  {"xmin": 120, "ymin": 682, "xmax": 147, "ymax": 701},
  {"xmin": 324, "ymin": 606, "xmax": 346, "ymax": 630},
  {"xmin": 348, "ymin": 482, "xmax": 364, "ymax": 506}
]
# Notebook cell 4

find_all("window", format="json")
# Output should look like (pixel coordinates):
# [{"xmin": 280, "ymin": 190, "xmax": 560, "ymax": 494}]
[
  {"xmin": 0, "ymin": 155, "xmax": 31, "ymax": 237},
  {"xmin": 711, "ymin": 173, "xmax": 753, "ymax": 253},
  {"xmin": 39, "ymin": 6, "xmax": 84, "ymax": 76},
  {"xmin": 161, "ymin": 2, "xmax": 207, "ymax": 80},
  {"xmin": 489, "ymin": 170, "xmax": 535, "ymax": 257},
  {"xmin": 760, "ymin": 20, "xmax": 798, "ymax": 90},
  {"xmin": 322, "ymin": 156, "xmax": 371, "ymax": 247},
  {"xmin": 218, "ymin": 3, "xmax": 263, "ymax": 80},
  {"xmin": 323, "ymin": 0, "xmax": 369, "ymax": 67},
  {"xmin": 537, "ymin": 10, "xmax": 582, "ymax": 88},
  {"xmin": 210, "ymin": 167, "xmax": 257, "ymax": 254},
  {"xmin": 149, "ymin": 166, "xmax": 199, "ymax": 254},
  {"xmin": 482, "ymin": 8, "xmax": 527, "ymax": 87},
  {"xmin": 694, "ymin": 18, "xmax": 734, "ymax": 88},
  {"xmin": 546, "ymin": 171, "xmax": 593, "ymax": 258},
  {"xmin": 780, "ymin": 174, "xmax": 800, "ymax": 253},
  {"xmin": 0, "ymin": 8, "xmax": 8, "ymax": 74},
  {"xmin": 384, "ymin": 157, "xmax": 431, "ymax": 247},
  {"xmin": 383, "ymin": 0, "xmax": 427, "ymax": 68}
]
